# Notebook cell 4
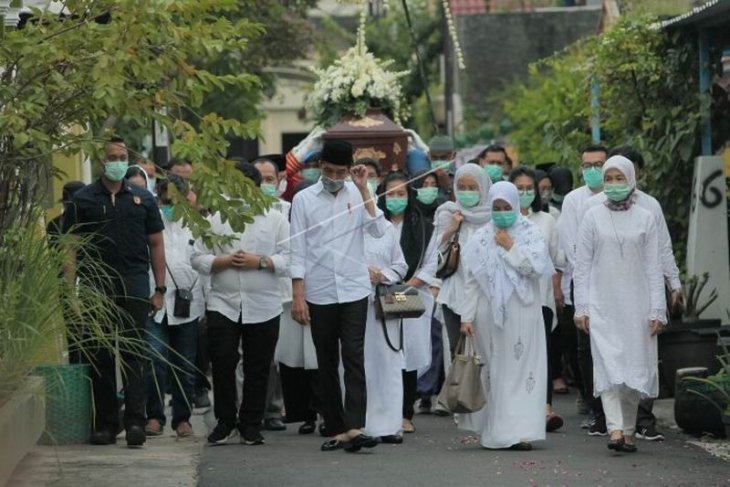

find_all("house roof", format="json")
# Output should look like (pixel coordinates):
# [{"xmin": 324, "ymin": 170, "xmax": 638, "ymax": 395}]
[{"xmin": 661, "ymin": 0, "xmax": 730, "ymax": 29}]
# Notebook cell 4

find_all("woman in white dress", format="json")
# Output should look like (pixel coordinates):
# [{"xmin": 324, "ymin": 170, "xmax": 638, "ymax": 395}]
[
  {"xmin": 573, "ymin": 155, "xmax": 665, "ymax": 454},
  {"xmin": 509, "ymin": 166, "xmax": 565, "ymax": 432},
  {"xmin": 362, "ymin": 220, "xmax": 409, "ymax": 443},
  {"xmin": 459, "ymin": 181, "xmax": 554, "ymax": 450},
  {"xmin": 434, "ymin": 164, "xmax": 492, "ymax": 358},
  {"xmin": 376, "ymin": 171, "xmax": 438, "ymax": 434}
]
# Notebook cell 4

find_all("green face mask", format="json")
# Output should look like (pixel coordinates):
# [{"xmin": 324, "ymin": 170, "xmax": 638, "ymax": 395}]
[
  {"xmin": 260, "ymin": 183, "xmax": 278, "ymax": 197},
  {"xmin": 160, "ymin": 205, "xmax": 174, "ymax": 220},
  {"xmin": 484, "ymin": 164, "xmax": 503, "ymax": 183},
  {"xmin": 457, "ymin": 190, "xmax": 480, "ymax": 208},
  {"xmin": 367, "ymin": 178, "xmax": 378, "ymax": 197},
  {"xmin": 431, "ymin": 160, "xmax": 450, "ymax": 171},
  {"xmin": 104, "ymin": 160, "xmax": 128, "ymax": 182},
  {"xmin": 301, "ymin": 168, "xmax": 321, "ymax": 182},
  {"xmin": 604, "ymin": 183, "xmax": 632, "ymax": 202},
  {"xmin": 492, "ymin": 210, "xmax": 518, "ymax": 228},
  {"xmin": 582, "ymin": 167, "xmax": 603, "ymax": 189},
  {"xmin": 386, "ymin": 197, "xmax": 408, "ymax": 215},
  {"xmin": 416, "ymin": 186, "xmax": 439, "ymax": 205},
  {"xmin": 519, "ymin": 190, "xmax": 536, "ymax": 209}
]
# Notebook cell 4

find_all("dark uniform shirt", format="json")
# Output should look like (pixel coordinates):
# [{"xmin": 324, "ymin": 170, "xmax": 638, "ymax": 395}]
[{"xmin": 64, "ymin": 179, "xmax": 164, "ymax": 298}]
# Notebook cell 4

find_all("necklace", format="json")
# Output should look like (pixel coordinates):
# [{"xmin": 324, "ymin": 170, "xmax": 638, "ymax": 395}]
[{"xmin": 608, "ymin": 211, "xmax": 626, "ymax": 258}]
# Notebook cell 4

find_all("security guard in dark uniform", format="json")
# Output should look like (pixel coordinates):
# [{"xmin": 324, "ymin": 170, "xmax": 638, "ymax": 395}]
[{"xmin": 64, "ymin": 137, "xmax": 166, "ymax": 447}]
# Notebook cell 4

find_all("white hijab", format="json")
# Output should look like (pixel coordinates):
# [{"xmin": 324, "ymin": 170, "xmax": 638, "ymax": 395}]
[
  {"xmin": 434, "ymin": 163, "xmax": 492, "ymax": 230},
  {"xmin": 602, "ymin": 155, "xmax": 636, "ymax": 188},
  {"xmin": 462, "ymin": 181, "xmax": 554, "ymax": 328}
]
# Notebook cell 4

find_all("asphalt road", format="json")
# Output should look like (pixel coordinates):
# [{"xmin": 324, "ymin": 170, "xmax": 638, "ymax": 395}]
[{"xmin": 197, "ymin": 394, "xmax": 729, "ymax": 487}]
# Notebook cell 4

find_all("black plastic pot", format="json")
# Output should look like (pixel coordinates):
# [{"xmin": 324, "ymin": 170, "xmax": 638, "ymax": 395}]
[
  {"xmin": 674, "ymin": 367, "xmax": 726, "ymax": 437},
  {"xmin": 659, "ymin": 319, "xmax": 721, "ymax": 396},
  {"xmin": 723, "ymin": 413, "xmax": 730, "ymax": 439}
]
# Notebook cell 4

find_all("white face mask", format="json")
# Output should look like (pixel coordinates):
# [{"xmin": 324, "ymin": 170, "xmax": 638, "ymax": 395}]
[{"xmin": 277, "ymin": 178, "xmax": 287, "ymax": 196}]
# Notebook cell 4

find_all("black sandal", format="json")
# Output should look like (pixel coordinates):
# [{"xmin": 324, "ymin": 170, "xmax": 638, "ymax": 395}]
[
  {"xmin": 607, "ymin": 437, "xmax": 625, "ymax": 452},
  {"xmin": 299, "ymin": 421, "xmax": 316, "ymax": 435},
  {"xmin": 321, "ymin": 439, "xmax": 347, "ymax": 452},
  {"xmin": 620, "ymin": 442, "xmax": 637, "ymax": 453}
]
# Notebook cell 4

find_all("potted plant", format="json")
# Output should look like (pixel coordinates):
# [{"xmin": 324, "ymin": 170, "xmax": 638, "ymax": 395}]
[{"xmin": 659, "ymin": 273, "xmax": 722, "ymax": 396}]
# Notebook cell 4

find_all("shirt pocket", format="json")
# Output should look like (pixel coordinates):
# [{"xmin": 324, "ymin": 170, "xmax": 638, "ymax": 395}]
[{"xmin": 254, "ymin": 229, "xmax": 275, "ymax": 255}]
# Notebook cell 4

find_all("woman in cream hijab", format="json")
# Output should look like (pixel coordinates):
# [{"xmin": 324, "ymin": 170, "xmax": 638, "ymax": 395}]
[
  {"xmin": 573, "ymin": 155, "xmax": 665, "ymax": 454},
  {"xmin": 459, "ymin": 181, "xmax": 554, "ymax": 450}
]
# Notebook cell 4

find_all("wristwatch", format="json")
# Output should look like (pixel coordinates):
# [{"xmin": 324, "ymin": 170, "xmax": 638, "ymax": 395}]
[
  {"xmin": 155, "ymin": 286, "xmax": 168, "ymax": 294},
  {"xmin": 258, "ymin": 256, "xmax": 268, "ymax": 271}
]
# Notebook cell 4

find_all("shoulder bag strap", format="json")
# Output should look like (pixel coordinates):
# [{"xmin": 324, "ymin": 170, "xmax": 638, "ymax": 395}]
[{"xmin": 377, "ymin": 284, "xmax": 404, "ymax": 353}]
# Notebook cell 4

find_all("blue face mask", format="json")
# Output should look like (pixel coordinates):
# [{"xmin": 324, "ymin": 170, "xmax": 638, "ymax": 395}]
[
  {"xmin": 492, "ymin": 210, "xmax": 518, "ymax": 228},
  {"xmin": 160, "ymin": 205, "xmax": 173, "ymax": 220},
  {"xmin": 484, "ymin": 164, "xmax": 503, "ymax": 183},
  {"xmin": 104, "ymin": 160, "xmax": 128, "ymax": 182},
  {"xmin": 456, "ymin": 190, "xmax": 480, "ymax": 208},
  {"xmin": 260, "ymin": 183, "xmax": 278, "ymax": 197}
]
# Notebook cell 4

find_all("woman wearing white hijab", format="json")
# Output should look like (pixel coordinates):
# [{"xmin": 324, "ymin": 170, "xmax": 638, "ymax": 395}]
[
  {"xmin": 573, "ymin": 156, "xmax": 665, "ymax": 454},
  {"xmin": 459, "ymin": 181, "xmax": 554, "ymax": 450},
  {"xmin": 433, "ymin": 163, "xmax": 492, "ymax": 358}
]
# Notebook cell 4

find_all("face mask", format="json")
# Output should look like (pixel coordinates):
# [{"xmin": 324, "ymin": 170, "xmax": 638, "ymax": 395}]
[
  {"xmin": 604, "ymin": 183, "xmax": 632, "ymax": 202},
  {"xmin": 456, "ymin": 190, "xmax": 480, "ymax": 209},
  {"xmin": 386, "ymin": 197, "xmax": 408, "ymax": 215},
  {"xmin": 539, "ymin": 188, "xmax": 552, "ymax": 205},
  {"xmin": 147, "ymin": 177, "xmax": 156, "ymax": 194},
  {"xmin": 277, "ymin": 178, "xmax": 287, "ymax": 195},
  {"xmin": 484, "ymin": 164, "xmax": 503, "ymax": 183},
  {"xmin": 260, "ymin": 183, "xmax": 278, "ymax": 197},
  {"xmin": 104, "ymin": 160, "xmax": 128, "ymax": 182},
  {"xmin": 322, "ymin": 176, "xmax": 345, "ymax": 193},
  {"xmin": 431, "ymin": 160, "xmax": 450, "ymax": 171},
  {"xmin": 367, "ymin": 178, "xmax": 378, "ymax": 197},
  {"xmin": 492, "ymin": 210, "xmax": 518, "ymax": 228},
  {"xmin": 519, "ymin": 190, "xmax": 536, "ymax": 209},
  {"xmin": 416, "ymin": 186, "xmax": 439, "ymax": 205},
  {"xmin": 582, "ymin": 167, "xmax": 603, "ymax": 189},
  {"xmin": 551, "ymin": 193, "xmax": 565, "ymax": 203},
  {"xmin": 301, "ymin": 168, "xmax": 321, "ymax": 182},
  {"xmin": 160, "ymin": 205, "xmax": 173, "ymax": 220}
]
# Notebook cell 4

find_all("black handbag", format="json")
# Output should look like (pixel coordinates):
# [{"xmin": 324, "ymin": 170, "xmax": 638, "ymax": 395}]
[
  {"xmin": 375, "ymin": 284, "xmax": 426, "ymax": 353},
  {"xmin": 166, "ymin": 263, "xmax": 197, "ymax": 319}
]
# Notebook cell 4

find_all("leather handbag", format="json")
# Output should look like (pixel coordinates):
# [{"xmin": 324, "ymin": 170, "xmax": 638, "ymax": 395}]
[
  {"xmin": 436, "ymin": 222, "xmax": 461, "ymax": 279},
  {"xmin": 166, "ymin": 263, "xmax": 197, "ymax": 319},
  {"xmin": 437, "ymin": 336, "xmax": 487, "ymax": 413},
  {"xmin": 374, "ymin": 284, "xmax": 426, "ymax": 353}
]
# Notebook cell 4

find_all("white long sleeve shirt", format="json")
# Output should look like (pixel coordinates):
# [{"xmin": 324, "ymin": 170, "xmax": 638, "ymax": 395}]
[
  {"xmin": 149, "ymin": 214, "xmax": 205, "ymax": 325},
  {"xmin": 191, "ymin": 209, "xmax": 290, "ymax": 324},
  {"xmin": 290, "ymin": 180, "xmax": 387, "ymax": 305},
  {"xmin": 392, "ymin": 220, "xmax": 439, "ymax": 286},
  {"xmin": 556, "ymin": 185, "xmax": 601, "ymax": 304},
  {"xmin": 581, "ymin": 190, "xmax": 681, "ymax": 291}
]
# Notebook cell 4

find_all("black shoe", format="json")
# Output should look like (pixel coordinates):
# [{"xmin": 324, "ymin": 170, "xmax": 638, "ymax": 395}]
[
  {"xmin": 321, "ymin": 439, "xmax": 346, "ymax": 452},
  {"xmin": 125, "ymin": 425, "xmax": 146, "ymax": 447},
  {"xmin": 636, "ymin": 425, "xmax": 664, "ymax": 441},
  {"xmin": 241, "ymin": 428, "xmax": 265, "ymax": 446},
  {"xmin": 318, "ymin": 422, "xmax": 331, "ymax": 437},
  {"xmin": 588, "ymin": 417, "xmax": 608, "ymax": 437},
  {"xmin": 620, "ymin": 442, "xmax": 638, "ymax": 453},
  {"xmin": 194, "ymin": 390, "xmax": 211, "ymax": 411},
  {"xmin": 417, "ymin": 398, "xmax": 433, "ymax": 414},
  {"xmin": 90, "ymin": 430, "xmax": 116, "ymax": 445},
  {"xmin": 207, "ymin": 421, "xmax": 236, "ymax": 445},
  {"xmin": 345, "ymin": 434, "xmax": 378, "ymax": 453},
  {"xmin": 380, "ymin": 435, "xmax": 404, "ymax": 444},
  {"xmin": 299, "ymin": 421, "xmax": 316, "ymax": 435},
  {"xmin": 263, "ymin": 418, "xmax": 286, "ymax": 431},
  {"xmin": 508, "ymin": 442, "xmax": 533, "ymax": 451},
  {"xmin": 607, "ymin": 437, "xmax": 625, "ymax": 452}
]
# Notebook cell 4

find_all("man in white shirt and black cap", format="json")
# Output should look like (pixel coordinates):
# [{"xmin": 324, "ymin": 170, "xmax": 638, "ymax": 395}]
[
  {"xmin": 191, "ymin": 162, "xmax": 290, "ymax": 446},
  {"xmin": 290, "ymin": 139, "xmax": 387, "ymax": 452}
]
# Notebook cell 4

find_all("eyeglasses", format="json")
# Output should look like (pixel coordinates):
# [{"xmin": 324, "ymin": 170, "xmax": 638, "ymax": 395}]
[{"xmin": 580, "ymin": 162, "xmax": 604, "ymax": 170}]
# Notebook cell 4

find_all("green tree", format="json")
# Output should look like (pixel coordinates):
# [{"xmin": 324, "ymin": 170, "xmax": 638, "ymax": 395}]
[{"xmin": 0, "ymin": 0, "xmax": 276, "ymax": 247}]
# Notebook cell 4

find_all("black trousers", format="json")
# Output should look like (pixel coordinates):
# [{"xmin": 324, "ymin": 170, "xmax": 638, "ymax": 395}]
[
  {"xmin": 560, "ymin": 303, "xmax": 583, "ymax": 394},
  {"xmin": 194, "ymin": 316, "xmax": 211, "ymax": 392},
  {"xmin": 309, "ymin": 298, "xmax": 368, "ymax": 435},
  {"xmin": 577, "ymin": 328, "xmax": 604, "ymax": 418},
  {"xmin": 279, "ymin": 363, "xmax": 320, "ymax": 423},
  {"xmin": 84, "ymin": 296, "xmax": 149, "ymax": 434},
  {"xmin": 542, "ymin": 307, "xmax": 554, "ymax": 406},
  {"xmin": 207, "ymin": 311, "xmax": 279, "ymax": 430},
  {"xmin": 442, "ymin": 304, "xmax": 462, "ymax": 359},
  {"xmin": 403, "ymin": 370, "xmax": 418, "ymax": 420}
]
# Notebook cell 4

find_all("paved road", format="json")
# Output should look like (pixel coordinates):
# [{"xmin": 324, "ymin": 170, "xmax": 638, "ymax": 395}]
[{"xmin": 197, "ymin": 394, "xmax": 729, "ymax": 487}]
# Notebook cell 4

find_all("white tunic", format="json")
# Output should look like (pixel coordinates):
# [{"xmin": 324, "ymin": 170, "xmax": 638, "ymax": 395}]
[
  {"xmin": 528, "ymin": 210, "xmax": 563, "ymax": 329},
  {"xmin": 458, "ymin": 245, "xmax": 548, "ymax": 449},
  {"xmin": 573, "ymin": 204, "xmax": 665, "ymax": 398},
  {"xmin": 362, "ymin": 224, "xmax": 408, "ymax": 437}
]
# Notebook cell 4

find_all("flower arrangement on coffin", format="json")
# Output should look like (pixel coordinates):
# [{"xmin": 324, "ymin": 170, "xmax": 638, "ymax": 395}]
[{"xmin": 307, "ymin": 42, "xmax": 410, "ymax": 128}]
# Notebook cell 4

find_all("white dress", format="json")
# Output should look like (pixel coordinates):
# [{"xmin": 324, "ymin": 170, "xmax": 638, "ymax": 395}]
[
  {"xmin": 457, "ymin": 221, "xmax": 550, "ymax": 449},
  {"xmin": 573, "ymin": 204, "xmax": 664, "ymax": 398},
  {"xmin": 528, "ymin": 210, "xmax": 563, "ymax": 329},
  {"xmin": 362, "ymin": 224, "xmax": 408, "ymax": 437}
]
